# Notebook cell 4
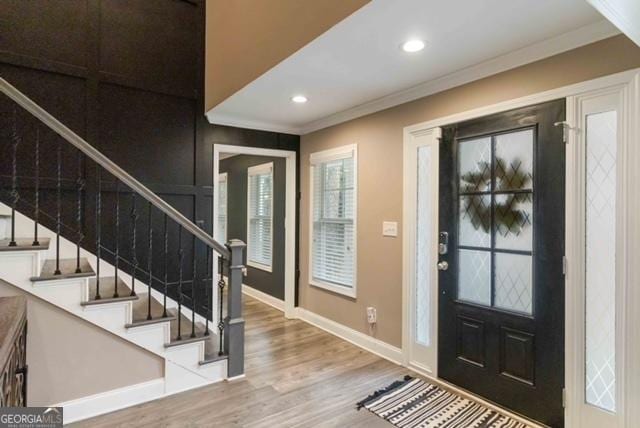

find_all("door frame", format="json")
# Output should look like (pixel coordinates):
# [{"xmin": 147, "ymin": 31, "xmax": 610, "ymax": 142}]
[
  {"xmin": 402, "ymin": 68, "xmax": 640, "ymax": 426},
  {"xmin": 212, "ymin": 144, "xmax": 297, "ymax": 319}
]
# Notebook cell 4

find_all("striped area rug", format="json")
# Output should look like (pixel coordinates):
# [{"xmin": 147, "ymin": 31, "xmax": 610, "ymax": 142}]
[{"xmin": 356, "ymin": 376, "xmax": 531, "ymax": 428}]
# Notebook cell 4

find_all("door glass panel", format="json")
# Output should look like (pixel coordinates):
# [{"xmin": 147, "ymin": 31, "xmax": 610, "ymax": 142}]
[
  {"xmin": 415, "ymin": 146, "xmax": 432, "ymax": 346},
  {"xmin": 458, "ymin": 249, "xmax": 491, "ymax": 306},
  {"xmin": 459, "ymin": 137, "xmax": 492, "ymax": 192},
  {"xmin": 585, "ymin": 110, "xmax": 617, "ymax": 412},
  {"xmin": 457, "ymin": 129, "xmax": 534, "ymax": 313},
  {"xmin": 459, "ymin": 195, "xmax": 491, "ymax": 247},
  {"xmin": 495, "ymin": 253, "xmax": 533, "ymax": 314},
  {"xmin": 495, "ymin": 193, "xmax": 533, "ymax": 251},
  {"xmin": 494, "ymin": 129, "xmax": 534, "ymax": 191}
]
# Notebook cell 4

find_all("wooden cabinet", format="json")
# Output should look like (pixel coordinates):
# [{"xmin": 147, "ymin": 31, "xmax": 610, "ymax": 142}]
[{"xmin": 0, "ymin": 296, "xmax": 27, "ymax": 407}]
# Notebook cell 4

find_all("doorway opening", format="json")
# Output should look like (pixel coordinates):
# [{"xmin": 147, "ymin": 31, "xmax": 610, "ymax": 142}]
[{"xmin": 213, "ymin": 145, "xmax": 297, "ymax": 319}]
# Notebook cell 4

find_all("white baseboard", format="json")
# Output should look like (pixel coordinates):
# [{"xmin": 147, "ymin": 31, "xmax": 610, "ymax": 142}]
[
  {"xmin": 242, "ymin": 284, "xmax": 285, "ymax": 312},
  {"xmin": 294, "ymin": 307, "xmax": 403, "ymax": 365},
  {"xmin": 54, "ymin": 378, "xmax": 166, "ymax": 424}
]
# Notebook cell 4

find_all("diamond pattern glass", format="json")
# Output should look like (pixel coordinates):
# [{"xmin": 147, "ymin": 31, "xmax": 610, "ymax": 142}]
[
  {"xmin": 494, "ymin": 130, "xmax": 534, "ymax": 191},
  {"xmin": 459, "ymin": 137, "xmax": 491, "ymax": 192},
  {"xmin": 495, "ymin": 253, "xmax": 532, "ymax": 314},
  {"xmin": 494, "ymin": 193, "xmax": 533, "ymax": 251},
  {"xmin": 585, "ymin": 110, "xmax": 617, "ymax": 412},
  {"xmin": 458, "ymin": 250, "xmax": 491, "ymax": 306},
  {"xmin": 415, "ymin": 146, "xmax": 432, "ymax": 346},
  {"xmin": 459, "ymin": 195, "xmax": 491, "ymax": 248}
]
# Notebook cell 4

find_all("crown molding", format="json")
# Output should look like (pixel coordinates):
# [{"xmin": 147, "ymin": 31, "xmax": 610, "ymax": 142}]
[{"xmin": 206, "ymin": 19, "xmax": 619, "ymax": 136}]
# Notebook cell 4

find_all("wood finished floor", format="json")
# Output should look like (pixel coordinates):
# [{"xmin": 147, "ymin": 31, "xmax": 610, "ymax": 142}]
[{"xmin": 71, "ymin": 296, "xmax": 404, "ymax": 427}]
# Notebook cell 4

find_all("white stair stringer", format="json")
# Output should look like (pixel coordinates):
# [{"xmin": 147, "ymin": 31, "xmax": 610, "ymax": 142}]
[{"xmin": 0, "ymin": 203, "xmax": 227, "ymax": 422}]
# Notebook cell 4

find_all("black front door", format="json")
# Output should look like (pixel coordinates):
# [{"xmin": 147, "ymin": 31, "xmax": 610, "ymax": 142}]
[{"xmin": 438, "ymin": 100, "xmax": 565, "ymax": 427}]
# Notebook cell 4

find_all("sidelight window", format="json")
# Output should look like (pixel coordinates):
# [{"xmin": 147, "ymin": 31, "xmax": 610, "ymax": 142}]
[
  {"xmin": 247, "ymin": 163, "xmax": 273, "ymax": 271},
  {"xmin": 309, "ymin": 145, "xmax": 357, "ymax": 297},
  {"xmin": 457, "ymin": 129, "xmax": 534, "ymax": 315}
]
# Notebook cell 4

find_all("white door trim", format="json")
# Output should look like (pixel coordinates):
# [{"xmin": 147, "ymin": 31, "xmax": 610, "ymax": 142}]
[
  {"xmin": 402, "ymin": 68, "xmax": 640, "ymax": 427},
  {"xmin": 212, "ymin": 144, "xmax": 297, "ymax": 319}
]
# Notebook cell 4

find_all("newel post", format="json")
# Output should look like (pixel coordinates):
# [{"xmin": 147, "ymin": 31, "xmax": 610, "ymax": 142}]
[{"xmin": 224, "ymin": 239, "xmax": 246, "ymax": 378}]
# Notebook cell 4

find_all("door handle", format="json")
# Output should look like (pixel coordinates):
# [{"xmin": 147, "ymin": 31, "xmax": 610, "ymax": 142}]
[{"xmin": 437, "ymin": 261, "xmax": 449, "ymax": 271}]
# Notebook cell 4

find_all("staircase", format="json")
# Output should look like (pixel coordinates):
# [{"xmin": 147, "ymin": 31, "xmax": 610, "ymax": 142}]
[{"xmin": 0, "ymin": 78, "xmax": 246, "ymax": 423}]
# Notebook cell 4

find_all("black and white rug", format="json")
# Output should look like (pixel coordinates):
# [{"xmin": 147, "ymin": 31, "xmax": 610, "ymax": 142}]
[{"xmin": 357, "ymin": 376, "xmax": 531, "ymax": 428}]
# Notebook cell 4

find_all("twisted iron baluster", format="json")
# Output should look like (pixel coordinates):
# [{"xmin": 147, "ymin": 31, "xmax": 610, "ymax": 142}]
[
  {"xmin": 147, "ymin": 202, "xmax": 153, "ymax": 321},
  {"xmin": 162, "ymin": 214, "xmax": 168, "ymax": 318},
  {"xmin": 204, "ymin": 246, "xmax": 211, "ymax": 336},
  {"xmin": 218, "ymin": 255, "xmax": 225, "ymax": 355},
  {"xmin": 54, "ymin": 140, "xmax": 62, "ymax": 274},
  {"xmin": 32, "ymin": 129, "xmax": 40, "ymax": 246},
  {"xmin": 130, "ymin": 194, "xmax": 138, "ymax": 296},
  {"xmin": 113, "ymin": 180, "xmax": 120, "ymax": 298},
  {"xmin": 94, "ymin": 165, "xmax": 101, "ymax": 299},
  {"xmin": 177, "ymin": 225, "xmax": 183, "ymax": 341},
  {"xmin": 75, "ymin": 152, "xmax": 85, "ymax": 273},
  {"xmin": 8, "ymin": 109, "xmax": 19, "ymax": 247},
  {"xmin": 191, "ymin": 237, "xmax": 197, "ymax": 338}
]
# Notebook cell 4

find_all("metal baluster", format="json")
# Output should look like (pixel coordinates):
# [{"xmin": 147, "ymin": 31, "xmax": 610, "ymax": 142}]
[
  {"xmin": 147, "ymin": 202, "xmax": 153, "ymax": 320},
  {"xmin": 218, "ymin": 255, "xmax": 225, "ymax": 355},
  {"xmin": 191, "ymin": 237, "xmax": 197, "ymax": 338},
  {"xmin": 94, "ymin": 165, "xmax": 101, "ymax": 299},
  {"xmin": 113, "ymin": 180, "xmax": 120, "ymax": 298},
  {"xmin": 32, "ymin": 129, "xmax": 40, "ymax": 246},
  {"xmin": 204, "ymin": 246, "xmax": 211, "ymax": 336},
  {"xmin": 75, "ymin": 152, "xmax": 84, "ymax": 273},
  {"xmin": 177, "ymin": 226, "xmax": 183, "ymax": 341},
  {"xmin": 130, "ymin": 194, "xmax": 138, "ymax": 296},
  {"xmin": 162, "ymin": 214, "xmax": 168, "ymax": 318},
  {"xmin": 7, "ymin": 109, "xmax": 20, "ymax": 247},
  {"xmin": 54, "ymin": 141, "xmax": 62, "ymax": 274}
]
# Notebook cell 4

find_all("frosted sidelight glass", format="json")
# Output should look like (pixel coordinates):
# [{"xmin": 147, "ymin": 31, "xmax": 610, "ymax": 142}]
[
  {"xmin": 585, "ymin": 110, "xmax": 617, "ymax": 412},
  {"xmin": 415, "ymin": 146, "xmax": 432, "ymax": 346}
]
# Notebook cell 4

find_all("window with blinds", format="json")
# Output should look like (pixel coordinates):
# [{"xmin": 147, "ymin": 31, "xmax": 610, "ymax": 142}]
[
  {"xmin": 247, "ymin": 163, "xmax": 273, "ymax": 271},
  {"xmin": 310, "ymin": 145, "xmax": 357, "ymax": 296},
  {"xmin": 216, "ymin": 173, "xmax": 227, "ymax": 243}
]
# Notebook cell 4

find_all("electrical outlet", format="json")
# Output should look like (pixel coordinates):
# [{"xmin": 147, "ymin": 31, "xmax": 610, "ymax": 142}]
[{"xmin": 366, "ymin": 307, "xmax": 377, "ymax": 324}]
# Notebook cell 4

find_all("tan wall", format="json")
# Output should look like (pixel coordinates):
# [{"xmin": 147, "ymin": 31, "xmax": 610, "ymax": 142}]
[
  {"xmin": 299, "ymin": 35, "xmax": 640, "ymax": 348},
  {"xmin": 205, "ymin": 0, "xmax": 370, "ymax": 110},
  {"xmin": 0, "ymin": 281, "xmax": 164, "ymax": 405}
]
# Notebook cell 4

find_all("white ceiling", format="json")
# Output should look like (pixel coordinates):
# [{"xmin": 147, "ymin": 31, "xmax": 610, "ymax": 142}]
[{"xmin": 206, "ymin": 0, "xmax": 618, "ymax": 135}]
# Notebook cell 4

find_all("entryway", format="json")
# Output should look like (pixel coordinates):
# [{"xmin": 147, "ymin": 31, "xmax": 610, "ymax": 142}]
[{"xmin": 402, "ymin": 70, "xmax": 639, "ymax": 428}]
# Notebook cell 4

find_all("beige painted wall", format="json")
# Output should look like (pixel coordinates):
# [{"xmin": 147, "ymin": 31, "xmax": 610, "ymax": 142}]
[
  {"xmin": 299, "ymin": 35, "xmax": 640, "ymax": 348},
  {"xmin": 205, "ymin": 0, "xmax": 370, "ymax": 110},
  {"xmin": 0, "ymin": 281, "xmax": 164, "ymax": 405}
]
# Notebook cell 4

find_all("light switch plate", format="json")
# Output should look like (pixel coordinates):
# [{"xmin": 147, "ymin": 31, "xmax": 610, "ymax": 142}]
[{"xmin": 382, "ymin": 221, "xmax": 398, "ymax": 237}]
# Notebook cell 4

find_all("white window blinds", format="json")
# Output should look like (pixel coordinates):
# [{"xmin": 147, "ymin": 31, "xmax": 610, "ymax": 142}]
[
  {"xmin": 247, "ymin": 163, "xmax": 273, "ymax": 271},
  {"xmin": 310, "ymin": 145, "xmax": 357, "ymax": 294},
  {"xmin": 216, "ymin": 173, "xmax": 227, "ymax": 243}
]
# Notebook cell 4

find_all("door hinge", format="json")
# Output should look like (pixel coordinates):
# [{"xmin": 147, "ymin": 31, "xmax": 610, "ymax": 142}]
[
  {"xmin": 562, "ymin": 256, "xmax": 567, "ymax": 276},
  {"xmin": 562, "ymin": 388, "xmax": 566, "ymax": 408},
  {"xmin": 554, "ymin": 121, "xmax": 572, "ymax": 144}
]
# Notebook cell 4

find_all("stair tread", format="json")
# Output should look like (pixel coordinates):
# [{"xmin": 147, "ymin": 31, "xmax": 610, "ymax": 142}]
[
  {"xmin": 31, "ymin": 258, "xmax": 95, "ymax": 281},
  {"xmin": 167, "ymin": 308, "xmax": 208, "ymax": 344},
  {"xmin": 0, "ymin": 238, "xmax": 50, "ymax": 252},
  {"xmin": 82, "ymin": 277, "xmax": 138, "ymax": 305}
]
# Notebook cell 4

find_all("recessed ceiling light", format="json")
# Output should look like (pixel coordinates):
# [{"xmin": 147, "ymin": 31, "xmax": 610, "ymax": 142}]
[
  {"xmin": 401, "ymin": 39, "xmax": 425, "ymax": 53},
  {"xmin": 291, "ymin": 95, "xmax": 308, "ymax": 103}
]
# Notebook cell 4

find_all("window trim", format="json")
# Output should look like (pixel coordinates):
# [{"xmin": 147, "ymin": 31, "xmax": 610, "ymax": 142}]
[
  {"xmin": 246, "ymin": 162, "xmax": 274, "ymax": 272},
  {"xmin": 308, "ymin": 144, "xmax": 358, "ymax": 298},
  {"xmin": 216, "ymin": 172, "xmax": 228, "ymax": 243}
]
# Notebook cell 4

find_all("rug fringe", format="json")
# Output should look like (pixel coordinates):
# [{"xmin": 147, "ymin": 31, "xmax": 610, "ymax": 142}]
[{"xmin": 356, "ymin": 375, "xmax": 414, "ymax": 410}]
